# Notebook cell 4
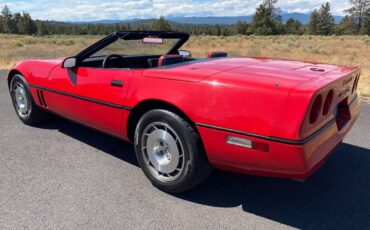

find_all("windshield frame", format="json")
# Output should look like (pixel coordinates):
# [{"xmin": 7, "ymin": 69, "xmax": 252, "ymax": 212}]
[{"xmin": 74, "ymin": 31, "xmax": 190, "ymax": 65}]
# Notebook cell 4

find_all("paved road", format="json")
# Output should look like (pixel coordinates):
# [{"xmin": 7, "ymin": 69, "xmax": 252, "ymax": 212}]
[{"xmin": 1, "ymin": 70, "xmax": 370, "ymax": 230}]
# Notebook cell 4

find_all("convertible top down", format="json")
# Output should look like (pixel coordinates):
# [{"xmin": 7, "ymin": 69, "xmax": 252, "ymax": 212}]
[{"xmin": 7, "ymin": 31, "xmax": 360, "ymax": 192}]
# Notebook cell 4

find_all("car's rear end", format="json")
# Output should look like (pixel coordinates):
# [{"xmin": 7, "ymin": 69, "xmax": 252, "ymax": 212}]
[
  {"xmin": 287, "ymin": 66, "xmax": 361, "ymax": 178},
  {"xmin": 197, "ymin": 61, "xmax": 361, "ymax": 179}
]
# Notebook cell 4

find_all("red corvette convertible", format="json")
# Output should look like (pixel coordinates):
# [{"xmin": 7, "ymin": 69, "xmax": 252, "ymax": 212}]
[{"xmin": 7, "ymin": 31, "xmax": 360, "ymax": 192}]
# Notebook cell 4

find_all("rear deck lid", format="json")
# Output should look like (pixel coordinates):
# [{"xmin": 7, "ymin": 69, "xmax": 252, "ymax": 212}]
[
  {"xmin": 142, "ymin": 57, "xmax": 339, "ymax": 84},
  {"xmin": 141, "ymin": 58, "xmax": 260, "ymax": 82},
  {"xmin": 210, "ymin": 58, "xmax": 339, "ymax": 89}
]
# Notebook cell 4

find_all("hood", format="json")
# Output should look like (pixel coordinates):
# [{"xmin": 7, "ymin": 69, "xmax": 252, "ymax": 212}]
[{"xmin": 142, "ymin": 57, "xmax": 339, "ymax": 87}]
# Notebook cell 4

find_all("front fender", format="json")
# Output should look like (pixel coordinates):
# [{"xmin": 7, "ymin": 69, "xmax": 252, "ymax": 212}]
[{"xmin": 8, "ymin": 59, "xmax": 62, "ymax": 87}]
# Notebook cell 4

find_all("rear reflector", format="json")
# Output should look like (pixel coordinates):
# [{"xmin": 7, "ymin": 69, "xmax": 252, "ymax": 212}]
[
  {"xmin": 252, "ymin": 141, "xmax": 270, "ymax": 152},
  {"xmin": 226, "ymin": 136, "xmax": 269, "ymax": 152}
]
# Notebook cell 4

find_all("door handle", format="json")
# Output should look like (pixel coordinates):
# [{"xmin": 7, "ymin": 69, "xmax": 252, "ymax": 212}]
[{"xmin": 111, "ymin": 80, "xmax": 124, "ymax": 87}]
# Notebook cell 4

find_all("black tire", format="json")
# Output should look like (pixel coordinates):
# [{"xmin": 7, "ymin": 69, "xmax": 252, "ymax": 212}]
[
  {"xmin": 10, "ymin": 74, "xmax": 49, "ymax": 125},
  {"xmin": 134, "ymin": 109, "xmax": 213, "ymax": 193}
]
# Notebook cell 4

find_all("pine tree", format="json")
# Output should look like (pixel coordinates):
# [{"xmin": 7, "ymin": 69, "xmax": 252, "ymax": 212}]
[
  {"xmin": 35, "ymin": 20, "xmax": 49, "ymax": 35},
  {"xmin": 308, "ymin": 3, "xmax": 335, "ymax": 35},
  {"xmin": 335, "ymin": 16, "xmax": 357, "ymax": 34},
  {"xmin": 235, "ymin": 20, "xmax": 248, "ymax": 35},
  {"xmin": 214, "ymin": 24, "xmax": 221, "ymax": 36},
  {"xmin": 362, "ymin": 7, "xmax": 370, "ymax": 34},
  {"xmin": 0, "ymin": 12, "xmax": 3, "ymax": 33},
  {"xmin": 317, "ymin": 2, "xmax": 335, "ymax": 35},
  {"xmin": 17, "ymin": 12, "xmax": 36, "ymax": 35},
  {"xmin": 1, "ymin": 5, "xmax": 16, "ymax": 33},
  {"xmin": 345, "ymin": 0, "xmax": 370, "ymax": 34},
  {"xmin": 152, "ymin": 16, "xmax": 171, "ymax": 31},
  {"xmin": 308, "ymin": 9, "xmax": 320, "ymax": 35},
  {"xmin": 263, "ymin": 0, "xmax": 278, "ymax": 10},
  {"xmin": 250, "ymin": 0, "xmax": 281, "ymax": 35},
  {"xmin": 285, "ymin": 18, "xmax": 302, "ymax": 34}
]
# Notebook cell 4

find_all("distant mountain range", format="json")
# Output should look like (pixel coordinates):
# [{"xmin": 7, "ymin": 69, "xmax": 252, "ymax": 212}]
[{"xmin": 69, "ymin": 13, "xmax": 345, "ymax": 25}]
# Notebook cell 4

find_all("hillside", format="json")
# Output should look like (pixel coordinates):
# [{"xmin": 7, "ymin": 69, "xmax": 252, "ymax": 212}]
[{"xmin": 68, "ymin": 13, "xmax": 345, "ymax": 25}]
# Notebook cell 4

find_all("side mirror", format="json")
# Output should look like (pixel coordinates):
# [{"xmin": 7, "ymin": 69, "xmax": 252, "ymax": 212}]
[
  {"xmin": 179, "ymin": 50, "xmax": 192, "ymax": 58},
  {"xmin": 62, "ymin": 57, "xmax": 77, "ymax": 68}
]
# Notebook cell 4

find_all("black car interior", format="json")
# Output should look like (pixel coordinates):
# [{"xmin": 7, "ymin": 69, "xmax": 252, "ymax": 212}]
[
  {"xmin": 208, "ymin": 52, "xmax": 228, "ymax": 58},
  {"xmin": 79, "ymin": 54, "xmax": 195, "ymax": 69}
]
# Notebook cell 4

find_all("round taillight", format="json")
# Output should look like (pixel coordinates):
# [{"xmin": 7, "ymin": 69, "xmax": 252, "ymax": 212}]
[
  {"xmin": 323, "ymin": 90, "xmax": 334, "ymax": 116},
  {"xmin": 309, "ymin": 95, "xmax": 323, "ymax": 124}
]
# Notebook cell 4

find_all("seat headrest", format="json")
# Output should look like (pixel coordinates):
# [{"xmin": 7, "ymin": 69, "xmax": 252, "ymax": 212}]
[
  {"xmin": 208, "ymin": 52, "xmax": 228, "ymax": 58},
  {"xmin": 158, "ymin": 55, "xmax": 184, "ymax": 67}
]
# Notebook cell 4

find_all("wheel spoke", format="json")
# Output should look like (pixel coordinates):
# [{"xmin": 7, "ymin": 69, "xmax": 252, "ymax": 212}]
[
  {"xmin": 165, "ymin": 173, "xmax": 173, "ymax": 178},
  {"xmin": 13, "ymin": 83, "xmax": 30, "ymax": 117},
  {"xmin": 140, "ymin": 121, "xmax": 185, "ymax": 183}
]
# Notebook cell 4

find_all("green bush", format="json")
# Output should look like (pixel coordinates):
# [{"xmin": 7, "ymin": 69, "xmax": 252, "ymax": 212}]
[{"xmin": 15, "ymin": 42, "xmax": 24, "ymax": 47}]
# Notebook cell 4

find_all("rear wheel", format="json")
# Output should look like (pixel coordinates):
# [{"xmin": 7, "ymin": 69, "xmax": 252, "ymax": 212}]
[
  {"xmin": 134, "ymin": 109, "xmax": 213, "ymax": 193},
  {"xmin": 10, "ymin": 74, "xmax": 49, "ymax": 125}
]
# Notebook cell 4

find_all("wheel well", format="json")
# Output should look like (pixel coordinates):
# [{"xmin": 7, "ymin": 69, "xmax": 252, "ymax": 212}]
[
  {"xmin": 127, "ymin": 100, "xmax": 196, "ymax": 142},
  {"xmin": 7, "ymin": 70, "xmax": 22, "ymax": 89}
]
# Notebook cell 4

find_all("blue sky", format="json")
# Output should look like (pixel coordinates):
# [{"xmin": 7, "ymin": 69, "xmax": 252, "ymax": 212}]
[{"xmin": 0, "ymin": 0, "xmax": 352, "ymax": 21}]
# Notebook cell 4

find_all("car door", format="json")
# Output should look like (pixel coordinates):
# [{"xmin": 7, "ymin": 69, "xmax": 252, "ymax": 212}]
[{"xmin": 46, "ymin": 65, "xmax": 133, "ymax": 137}]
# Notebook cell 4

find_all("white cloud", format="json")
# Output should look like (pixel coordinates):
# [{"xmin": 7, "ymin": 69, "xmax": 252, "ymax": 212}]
[
  {"xmin": 0, "ymin": 0, "xmax": 352, "ymax": 21},
  {"xmin": 278, "ymin": 0, "xmax": 351, "ymax": 15}
]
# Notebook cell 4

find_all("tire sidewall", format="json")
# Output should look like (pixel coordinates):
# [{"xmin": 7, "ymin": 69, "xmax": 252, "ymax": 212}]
[
  {"xmin": 10, "ymin": 74, "xmax": 33, "ymax": 123},
  {"xmin": 134, "ymin": 109, "xmax": 199, "ymax": 192}
]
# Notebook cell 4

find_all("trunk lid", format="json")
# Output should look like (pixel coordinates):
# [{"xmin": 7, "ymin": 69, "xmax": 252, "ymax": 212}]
[
  {"xmin": 142, "ymin": 57, "xmax": 339, "ymax": 87},
  {"xmin": 209, "ymin": 58, "xmax": 339, "ymax": 90}
]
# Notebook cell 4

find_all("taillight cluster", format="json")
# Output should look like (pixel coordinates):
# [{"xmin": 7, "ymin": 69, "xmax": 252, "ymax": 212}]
[
  {"xmin": 309, "ymin": 89, "xmax": 334, "ymax": 124},
  {"xmin": 352, "ymin": 73, "xmax": 360, "ymax": 94}
]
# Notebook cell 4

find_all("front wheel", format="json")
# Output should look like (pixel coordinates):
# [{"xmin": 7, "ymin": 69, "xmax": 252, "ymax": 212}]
[
  {"xmin": 10, "ymin": 74, "xmax": 49, "ymax": 125},
  {"xmin": 134, "ymin": 109, "xmax": 213, "ymax": 193}
]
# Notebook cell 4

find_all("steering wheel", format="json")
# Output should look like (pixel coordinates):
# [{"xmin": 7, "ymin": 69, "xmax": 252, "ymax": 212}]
[{"xmin": 102, "ymin": 54, "xmax": 129, "ymax": 68}]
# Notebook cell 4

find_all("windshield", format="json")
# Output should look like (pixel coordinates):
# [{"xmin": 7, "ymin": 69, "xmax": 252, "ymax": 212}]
[{"xmin": 92, "ymin": 38, "xmax": 181, "ymax": 57}]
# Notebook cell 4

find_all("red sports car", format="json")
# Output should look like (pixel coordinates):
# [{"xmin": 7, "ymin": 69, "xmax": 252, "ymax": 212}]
[{"xmin": 7, "ymin": 31, "xmax": 360, "ymax": 192}]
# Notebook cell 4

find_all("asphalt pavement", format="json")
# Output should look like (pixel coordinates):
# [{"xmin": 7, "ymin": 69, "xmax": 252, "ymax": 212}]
[{"xmin": 1, "ymin": 70, "xmax": 370, "ymax": 230}]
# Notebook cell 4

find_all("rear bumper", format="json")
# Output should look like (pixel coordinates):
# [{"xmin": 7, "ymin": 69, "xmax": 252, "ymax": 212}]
[{"xmin": 197, "ymin": 97, "xmax": 360, "ymax": 180}]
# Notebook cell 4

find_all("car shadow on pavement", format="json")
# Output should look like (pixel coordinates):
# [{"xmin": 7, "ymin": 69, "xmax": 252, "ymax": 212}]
[
  {"xmin": 37, "ymin": 117, "xmax": 370, "ymax": 229},
  {"xmin": 176, "ymin": 143, "xmax": 370, "ymax": 229},
  {"xmin": 37, "ymin": 116, "xmax": 139, "ymax": 167}
]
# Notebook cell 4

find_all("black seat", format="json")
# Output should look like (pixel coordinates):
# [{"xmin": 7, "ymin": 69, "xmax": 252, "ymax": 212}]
[
  {"xmin": 158, "ymin": 55, "xmax": 184, "ymax": 67},
  {"xmin": 208, "ymin": 52, "xmax": 228, "ymax": 58}
]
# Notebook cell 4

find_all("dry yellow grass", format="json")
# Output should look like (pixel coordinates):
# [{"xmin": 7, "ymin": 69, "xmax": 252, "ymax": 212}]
[{"xmin": 1, "ymin": 34, "xmax": 369, "ymax": 103}]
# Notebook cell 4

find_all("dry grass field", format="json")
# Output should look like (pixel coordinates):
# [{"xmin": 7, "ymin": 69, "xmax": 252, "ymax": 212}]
[{"xmin": 0, "ymin": 34, "xmax": 369, "ymax": 103}]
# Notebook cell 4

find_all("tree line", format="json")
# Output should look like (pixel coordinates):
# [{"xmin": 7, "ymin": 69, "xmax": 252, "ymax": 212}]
[{"xmin": 0, "ymin": 0, "xmax": 369, "ymax": 36}]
